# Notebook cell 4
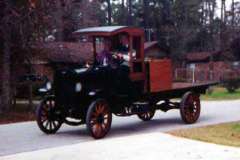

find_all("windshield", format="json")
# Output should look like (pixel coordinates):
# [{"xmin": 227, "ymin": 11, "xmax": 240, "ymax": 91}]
[{"xmin": 94, "ymin": 34, "xmax": 140, "ymax": 66}]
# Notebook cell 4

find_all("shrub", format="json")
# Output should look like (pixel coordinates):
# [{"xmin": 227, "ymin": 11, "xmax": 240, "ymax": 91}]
[
  {"xmin": 206, "ymin": 87, "xmax": 214, "ymax": 95},
  {"xmin": 221, "ymin": 78, "xmax": 240, "ymax": 93}
]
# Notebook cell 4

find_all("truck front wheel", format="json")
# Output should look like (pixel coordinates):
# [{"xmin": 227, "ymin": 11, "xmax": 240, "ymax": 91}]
[{"xmin": 36, "ymin": 97, "xmax": 62, "ymax": 134}]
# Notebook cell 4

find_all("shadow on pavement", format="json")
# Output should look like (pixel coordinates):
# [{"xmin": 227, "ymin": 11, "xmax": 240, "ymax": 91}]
[
  {"xmin": 54, "ymin": 114, "xmax": 214, "ymax": 140},
  {"xmin": 55, "ymin": 117, "xmax": 183, "ymax": 139}
]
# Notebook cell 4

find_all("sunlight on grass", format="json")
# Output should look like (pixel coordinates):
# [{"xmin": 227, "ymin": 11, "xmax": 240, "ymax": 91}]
[
  {"xmin": 202, "ymin": 87, "xmax": 240, "ymax": 100},
  {"xmin": 169, "ymin": 122, "xmax": 240, "ymax": 147}
]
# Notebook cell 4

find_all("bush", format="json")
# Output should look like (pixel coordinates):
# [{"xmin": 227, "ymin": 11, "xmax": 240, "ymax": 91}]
[
  {"xmin": 222, "ymin": 78, "xmax": 240, "ymax": 93},
  {"xmin": 206, "ymin": 87, "xmax": 214, "ymax": 95},
  {"xmin": 174, "ymin": 77, "xmax": 188, "ymax": 82}
]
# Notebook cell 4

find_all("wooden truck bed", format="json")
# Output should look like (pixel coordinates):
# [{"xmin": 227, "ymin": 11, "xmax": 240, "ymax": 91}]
[
  {"xmin": 148, "ymin": 81, "xmax": 218, "ymax": 100},
  {"xmin": 146, "ymin": 58, "xmax": 217, "ymax": 98}
]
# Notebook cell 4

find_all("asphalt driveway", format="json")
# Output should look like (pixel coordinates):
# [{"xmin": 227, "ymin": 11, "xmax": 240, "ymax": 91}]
[
  {"xmin": 2, "ymin": 133, "xmax": 240, "ymax": 160},
  {"xmin": 0, "ymin": 100, "xmax": 240, "ymax": 156}
]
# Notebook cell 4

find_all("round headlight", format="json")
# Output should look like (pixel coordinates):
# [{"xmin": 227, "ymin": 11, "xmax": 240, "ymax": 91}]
[
  {"xmin": 75, "ymin": 82, "xmax": 82, "ymax": 92},
  {"xmin": 46, "ymin": 82, "xmax": 52, "ymax": 90}
]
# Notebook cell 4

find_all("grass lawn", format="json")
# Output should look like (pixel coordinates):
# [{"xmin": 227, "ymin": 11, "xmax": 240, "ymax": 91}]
[
  {"xmin": 202, "ymin": 87, "xmax": 240, "ymax": 100},
  {"xmin": 168, "ymin": 122, "xmax": 240, "ymax": 147}
]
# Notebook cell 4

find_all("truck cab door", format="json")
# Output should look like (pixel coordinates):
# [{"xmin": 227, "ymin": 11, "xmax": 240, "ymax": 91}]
[{"xmin": 129, "ymin": 35, "xmax": 146, "ymax": 94}]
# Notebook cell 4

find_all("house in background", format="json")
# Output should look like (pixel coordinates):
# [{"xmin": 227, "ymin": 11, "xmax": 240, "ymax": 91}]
[
  {"xmin": 26, "ymin": 41, "xmax": 165, "ymax": 80},
  {"xmin": 144, "ymin": 41, "xmax": 167, "ymax": 58},
  {"xmin": 29, "ymin": 42, "xmax": 94, "ymax": 80},
  {"xmin": 174, "ymin": 51, "xmax": 237, "ymax": 82}
]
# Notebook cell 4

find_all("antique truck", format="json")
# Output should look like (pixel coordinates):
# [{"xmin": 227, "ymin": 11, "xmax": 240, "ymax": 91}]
[{"xmin": 36, "ymin": 26, "xmax": 215, "ymax": 139}]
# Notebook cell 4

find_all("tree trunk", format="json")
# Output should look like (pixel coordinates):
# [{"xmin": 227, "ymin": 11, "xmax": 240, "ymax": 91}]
[
  {"xmin": 0, "ymin": 96, "xmax": 2, "ymax": 114},
  {"xmin": 210, "ymin": 0, "xmax": 216, "ymax": 50},
  {"xmin": 127, "ymin": 0, "xmax": 132, "ymax": 25},
  {"xmin": 121, "ymin": 0, "xmax": 125, "ymax": 10},
  {"xmin": 143, "ymin": 0, "xmax": 150, "ymax": 40},
  {"xmin": 55, "ymin": 0, "xmax": 64, "ymax": 41},
  {"xmin": 106, "ymin": 0, "xmax": 112, "ymax": 25},
  {"xmin": 28, "ymin": 81, "xmax": 33, "ymax": 111},
  {"xmin": 121, "ymin": 0, "xmax": 125, "ymax": 25},
  {"xmin": 232, "ymin": 0, "xmax": 235, "ymax": 27},
  {"xmin": 1, "ymin": 1, "xmax": 12, "ymax": 113},
  {"xmin": 2, "ymin": 27, "xmax": 11, "ymax": 113},
  {"xmin": 220, "ymin": 0, "xmax": 226, "ymax": 50},
  {"xmin": 201, "ymin": 1, "xmax": 205, "ymax": 26},
  {"xmin": 143, "ymin": 0, "xmax": 149, "ymax": 28},
  {"xmin": 221, "ymin": 0, "xmax": 226, "ymax": 23}
]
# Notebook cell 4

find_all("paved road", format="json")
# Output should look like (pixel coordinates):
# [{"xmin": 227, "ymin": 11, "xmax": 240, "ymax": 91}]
[
  {"xmin": 2, "ymin": 133, "xmax": 240, "ymax": 160},
  {"xmin": 0, "ymin": 100, "xmax": 240, "ymax": 156}
]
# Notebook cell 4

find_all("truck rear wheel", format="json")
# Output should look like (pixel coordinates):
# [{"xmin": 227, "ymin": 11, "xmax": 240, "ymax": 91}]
[
  {"xmin": 180, "ymin": 92, "xmax": 201, "ymax": 124},
  {"xmin": 86, "ymin": 99, "xmax": 112, "ymax": 139}
]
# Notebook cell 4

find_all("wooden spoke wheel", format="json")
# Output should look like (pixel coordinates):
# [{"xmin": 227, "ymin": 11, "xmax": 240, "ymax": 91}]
[
  {"xmin": 180, "ymin": 92, "xmax": 201, "ymax": 124},
  {"xmin": 36, "ymin": 97, "xmax": 62, "ymax": 134},
  {"xmin": 86, "ymin": 99, "xmax": 112, "ymax": 139},
  {"xmin": 137, "ymin": 107, "xmax": 155, "ymax": 121}
]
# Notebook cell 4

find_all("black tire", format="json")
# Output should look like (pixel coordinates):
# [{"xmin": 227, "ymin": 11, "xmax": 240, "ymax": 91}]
[
  {"xmin": 180, "ymin": 92, "xmax": 201, "ymax": 124},
  {"xmin": 137, "ymin": 106, "xmax": 155, "ymax": 121},
  {"xmin": 36, "ymin": 97, "xmax": 62, "ymax": 134},
  {"xmin": 86, "ymin": 99, "xmax": 112, "ymax": 139}
]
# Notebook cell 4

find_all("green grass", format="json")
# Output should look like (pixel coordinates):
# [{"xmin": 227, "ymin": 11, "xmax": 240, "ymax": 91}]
[
  {"xmin": 202, "ymin": 87, "xmax": 240, "ymax": 100},
  {"xmin": 169, "ymin": 122, "xmax": 240, "ymax": 147},
  {"xmin": 233, "ymin": 123, "xmax": 240, "ymax": 132}
]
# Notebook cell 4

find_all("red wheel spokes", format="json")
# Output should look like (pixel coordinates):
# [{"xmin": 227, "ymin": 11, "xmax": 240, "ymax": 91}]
[
  {"xmin": 95, "ymin": 103, "xmax": 105, "ymax": 114},
  {"xmin": 184, "ymin": 94, "xmax": 200, "ymax": 122},
  {"xmin": 91, "ymin": 102, "xmax": 110, "ymax": 136},
  {"xmin": 93, "ymin": 124, "xmax": 103, "ymax": 137}
]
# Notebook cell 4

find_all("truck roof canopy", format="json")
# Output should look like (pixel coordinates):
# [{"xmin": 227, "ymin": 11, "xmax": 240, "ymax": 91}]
[
  {"xmin": 74, "ymin": 26, "xmax": 127, "ymax": 33},
  {"xmin": 73, "ymin": 26, "xmax": 144, "ymax": 36}
]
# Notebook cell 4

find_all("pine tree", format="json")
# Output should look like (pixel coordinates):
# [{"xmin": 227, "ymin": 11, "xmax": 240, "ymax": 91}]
[{"xmin": 1, "ymin": 0, "xmax": 12, "ymax": 113}]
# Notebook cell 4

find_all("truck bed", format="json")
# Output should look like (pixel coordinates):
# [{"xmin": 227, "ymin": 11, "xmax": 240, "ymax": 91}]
[
  {"xmin": 172, "ymin": 82, "xmax": 217, "ymax": 90},
  {"xmin": 148, "ymin": 81, "xmax": 218, "ymax": 100}
]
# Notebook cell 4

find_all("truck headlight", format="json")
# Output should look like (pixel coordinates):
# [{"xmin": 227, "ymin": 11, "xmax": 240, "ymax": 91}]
[
  {"xmin": 75, "ymin": 82, "xmax": 82, "ymax": 92},
  {"xmin": 46, "ymin": 82, "xmax": 52, "ymax": 90}
]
